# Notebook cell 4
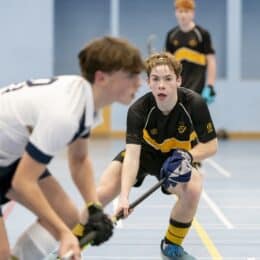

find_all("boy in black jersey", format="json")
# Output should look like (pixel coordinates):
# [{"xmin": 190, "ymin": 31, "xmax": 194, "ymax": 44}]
[
  {"xmin": 97, "ymin": 52, "xmax": 218, "ymax": 259},
  {"xmin": 165, "ymin": 0, "xmax": 217, "ymax": 104}
]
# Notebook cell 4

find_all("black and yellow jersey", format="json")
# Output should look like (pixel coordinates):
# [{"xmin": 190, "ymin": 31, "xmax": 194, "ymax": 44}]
[
  {"xmin": 117, "ymin": 88, "xmax": 216, "ymax": 177},
  {"xmin": 165, "ymin": 25, "xmax": 215, "ymax": 94}
]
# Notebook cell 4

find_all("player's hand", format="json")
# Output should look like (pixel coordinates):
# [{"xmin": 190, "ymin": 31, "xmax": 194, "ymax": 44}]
[
  {"xmin": 59, "ymin": 230, "xmax": 81, "ymax": 260},
  {"xmin": 73, "ymin": 203, "xmax": 113, "ymax": 246},
  {"xmin": 116, "ymin": 196, "xmax": 132, "ymax": 218},
  {"xmin": 202, "ymin": 84, "xmax": 216, "ymax": 104},
  {"xmin": 160, "ymin": 149, "xmax": 193, "ymax": 190}
]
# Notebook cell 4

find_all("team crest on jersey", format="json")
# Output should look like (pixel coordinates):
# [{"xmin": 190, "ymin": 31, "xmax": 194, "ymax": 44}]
[
  {"xmin": 172, "ymin": 39, "xmax": 179, "ymax": 46},
  {"xmin": 189, "ymin": 39, "xmax": 198, "ymax": 47},
  {"xmin": 206, "ymin": 122, "xmax": 213, "ymax": 133},
  {"xmin": 178, "ymin": 122, "xmax": 187, "ymax": 134},
  {"xmin": 150, "ymin": 128, "xmax": 158, "ymax": 135}
]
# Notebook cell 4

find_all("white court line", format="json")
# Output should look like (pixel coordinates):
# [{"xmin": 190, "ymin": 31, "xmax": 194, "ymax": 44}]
[
  {"xmin": 205, "ymin": 158, "xmax": 232, "ymax": 178},
  {"xmin": 247, "ymin": 258, "xmax": 256, "ymax": 260},
  {"xmin": 112, "ymin": 197, "xmax": 123, "ymax": 228},
  {"xmin": 202, "ymin": 190, "xmax": 234, "ymax": 229}
]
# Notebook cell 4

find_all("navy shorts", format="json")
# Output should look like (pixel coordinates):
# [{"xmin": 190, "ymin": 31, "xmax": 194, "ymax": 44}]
[{"xmin": 0, "ymin": 159, "xmax": 51, "ymax": 216}]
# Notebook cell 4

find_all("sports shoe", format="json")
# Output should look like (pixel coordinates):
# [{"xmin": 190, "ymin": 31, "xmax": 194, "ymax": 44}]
[{"xmin": 160, "ymin": 240, "xmax": 196, "ymax": 260}]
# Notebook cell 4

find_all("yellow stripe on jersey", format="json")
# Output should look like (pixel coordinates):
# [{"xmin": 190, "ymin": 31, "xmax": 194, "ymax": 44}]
[
  {"xmin": 143, "ymin": 129, "xmax": 197, "ymax": 152},
  {"xmin": 174, "ymin": 47, "xmax": 206, "ymax": 66}
]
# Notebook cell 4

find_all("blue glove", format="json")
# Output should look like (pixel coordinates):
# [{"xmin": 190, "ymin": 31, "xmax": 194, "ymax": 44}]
[
  {"xmin": 160, "ymin": 149, "xmax": 193, "ymax": 190},
  {"xmin": 201, "ymin": 84, "xmax": 216, "ymax": 104}
]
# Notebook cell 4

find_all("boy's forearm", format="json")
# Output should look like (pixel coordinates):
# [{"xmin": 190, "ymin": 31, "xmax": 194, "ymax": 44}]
[
  {"xmin": 12, "ymin": 153, "xmax": 70, "ymax": 239},
  {"xmin": 206, "ymin": 54, "xmax": 217, "ymax": 86},
  {"xmin": 120, "ymin": 173, "xmax": 136, "ymax": 199},
  {"xmin": 120, "ymin": 160, "xmax": 139, "ymax": 199},
  {"xmin": 13, "ymin": 176, "xmax": 69, "ymax": 240},
  {"xmin": 70, "ymin": 157, "xmax": 99, "ymax": 204},
  {"xmin": 189, "ymin": 138, "xmax": 218, "ymax": 162}
]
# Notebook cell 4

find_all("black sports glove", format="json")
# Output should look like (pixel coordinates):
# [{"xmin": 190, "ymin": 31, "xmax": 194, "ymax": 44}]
[{"xmin": 73, "ymin": 203, "xmax": 114, "ymax": 246}]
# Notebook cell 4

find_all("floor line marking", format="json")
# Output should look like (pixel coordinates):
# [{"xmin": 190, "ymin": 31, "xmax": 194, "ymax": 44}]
[
  {"xmin": 202, "ymin": 190, "xmax": 234, "ymax": 229},
  {"xmin": 205, "ymin": 159, "xmax": 232, "ymax": 178},
  {"xmin": 193, "ymin": 218, "xmax": 222, "ymax": 260}
]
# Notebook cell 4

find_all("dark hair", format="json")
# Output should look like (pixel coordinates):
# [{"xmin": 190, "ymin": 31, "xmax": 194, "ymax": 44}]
[{"xmin": 78, "ymin": 36, "xmax": 145, "ymax": 83}]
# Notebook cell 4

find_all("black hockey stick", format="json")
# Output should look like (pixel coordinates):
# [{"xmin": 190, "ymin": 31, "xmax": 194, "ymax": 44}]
[
  {"xmin": 57, "ymin": 177, "xmax": 166, "ymax": 259},
  {"xmin": 146, "ymin": 34, "xmax": 157, "ymax": 55}
]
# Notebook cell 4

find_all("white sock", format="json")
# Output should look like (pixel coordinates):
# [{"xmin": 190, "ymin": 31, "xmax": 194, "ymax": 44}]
[{"xmin": 12, "ymin": 221, "xmax": 57, "ymax": 260}]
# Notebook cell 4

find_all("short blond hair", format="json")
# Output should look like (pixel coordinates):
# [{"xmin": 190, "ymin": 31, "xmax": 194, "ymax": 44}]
[
  {"xmin": 175, "ymin": 0, "xmax": 195, "ymax": 10},
  {"xmin": 145, "ymin": 52, "xmax": 182, "ymax": 78}
]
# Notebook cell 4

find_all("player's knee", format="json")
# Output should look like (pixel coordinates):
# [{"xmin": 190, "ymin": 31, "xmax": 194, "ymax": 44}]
[
  {"xmin": 182, "ymin": 170, "xmax": 203, "ymax": 205},
  {"xmin": 184, "ymin": 184, "xmax": 201, "ymax": 207},
  {"xmin": 61, "ymin": 204, "xmax": 80, "ymax": 229},
  {"xmin": 97, "ymin": 164, "xmax": 122, "ymax": 206},
  {"xmin": 97, "ymin": 185, "xmax": 109, "ymax": 206},
  {"xmin": 97, "ymin": 182, "xmax": 120, "ymax": 207}
]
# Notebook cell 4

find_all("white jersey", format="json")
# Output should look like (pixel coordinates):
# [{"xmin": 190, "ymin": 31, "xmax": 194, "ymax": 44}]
[{"xmin": 0, "ymin": 75, "xmax": 98, "ymax": 166}]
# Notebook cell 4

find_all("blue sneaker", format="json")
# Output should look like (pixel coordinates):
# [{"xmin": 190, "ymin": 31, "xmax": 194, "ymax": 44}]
[{"xmin": 160, "ymin": 240, "xmax": 196, "ymax": 260}]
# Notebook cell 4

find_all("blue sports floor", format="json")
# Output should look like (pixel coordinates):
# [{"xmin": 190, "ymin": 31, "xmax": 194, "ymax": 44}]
[{"xmin": 3, "ymin": 139, "xmax": 260, "ymax": 260}]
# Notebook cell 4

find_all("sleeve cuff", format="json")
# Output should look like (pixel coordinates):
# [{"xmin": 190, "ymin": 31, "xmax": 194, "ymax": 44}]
[{"xmin": 25, "ymin": 142, "xmax": 53, "ymax": 164}]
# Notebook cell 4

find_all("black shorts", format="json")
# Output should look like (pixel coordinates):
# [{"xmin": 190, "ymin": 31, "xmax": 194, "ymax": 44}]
[
  {"xmin": 0, "ymin": 159, "xmax": 51, "ymax": 216},
  {"xmin": 113, "ymin": 150, "xmax": 199, "ymax": 195},
  {"xmin": 113, "ymin": 150, "xmax": 170, "ymax": 195}
]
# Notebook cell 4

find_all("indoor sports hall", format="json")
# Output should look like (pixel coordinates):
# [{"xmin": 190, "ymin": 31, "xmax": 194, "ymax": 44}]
[
  {"xmin": 1, "ymin": 0, "xmax": 260, "ymax": 260},
  {"xmin": 3, "ymin": 139, "xmax": 260, "ymax": 259}
]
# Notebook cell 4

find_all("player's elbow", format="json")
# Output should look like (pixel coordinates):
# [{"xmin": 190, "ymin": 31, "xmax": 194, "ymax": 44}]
[
  {"xmin": 69, "ymin": 154, "xmax": 88, "ymax": 171},
  {"xmin": 11, "ymin": 174, "xmax": 23, "ymax": 193},
  {"xmin": 68, "ymin": 147, "xmax": 88, "ymax": 167},
  {"xmin": 11, "ymin": 173, "xmax": 31, "ymax": 194},
  {"xmin": 70, "ymin": 154, "xmax": 85, "ymax": 167},
  {"xmin": 208, "ymin": 138, "xmax": 218, "ymax": 156}
]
